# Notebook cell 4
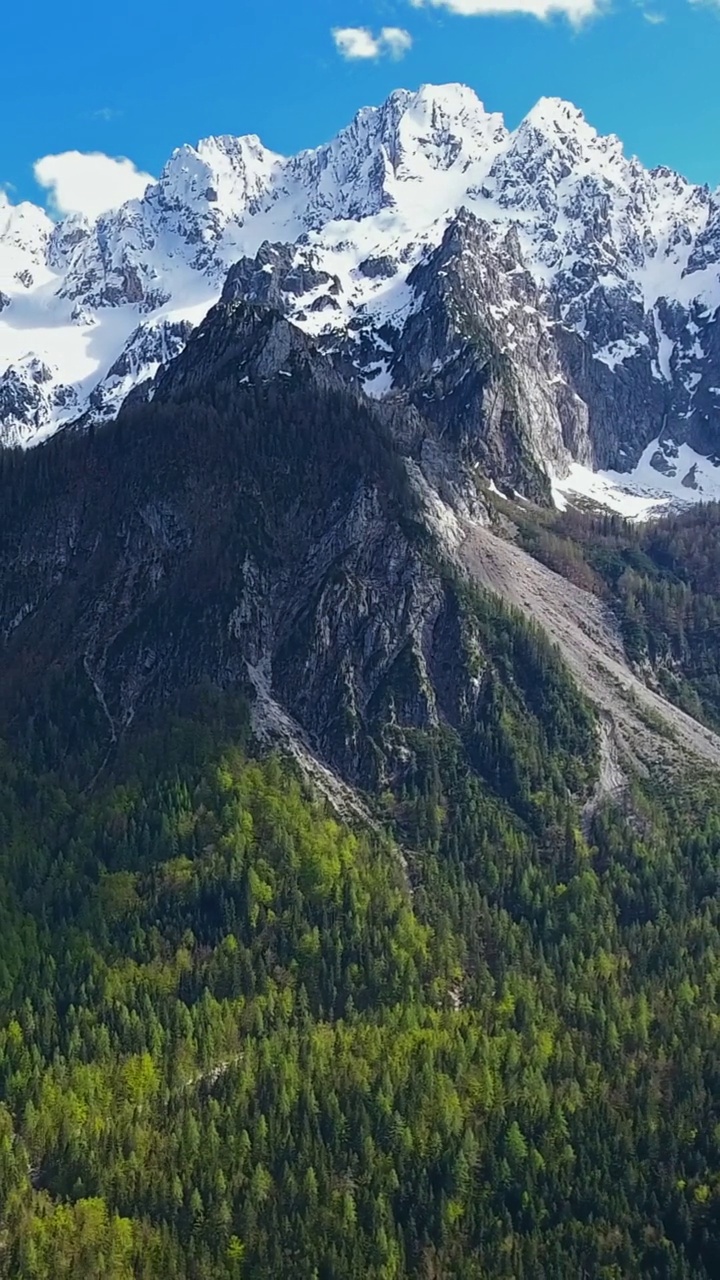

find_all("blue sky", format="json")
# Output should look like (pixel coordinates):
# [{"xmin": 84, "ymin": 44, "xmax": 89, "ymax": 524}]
[{"xmin": 2, "ymin": 0, "xmax": 719, "ymax": 217}]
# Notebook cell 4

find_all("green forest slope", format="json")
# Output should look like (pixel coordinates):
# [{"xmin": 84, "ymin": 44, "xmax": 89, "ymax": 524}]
[{"xmin": 1, "ymin": 574, "xmax": 720, "ymax": 1278}]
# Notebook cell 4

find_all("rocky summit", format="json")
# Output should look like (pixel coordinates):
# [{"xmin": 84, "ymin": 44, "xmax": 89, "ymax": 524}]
[{"xmin": 1, "ymin": 83, "xmax": 720, "ymax": 511}]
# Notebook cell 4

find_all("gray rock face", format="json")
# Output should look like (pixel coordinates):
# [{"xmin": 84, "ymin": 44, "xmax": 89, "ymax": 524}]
[
  {"xmin": 0, "ymin": 301, "xmax": 487, "ymax": 792},
  {"xmin": 3, "ymin": 287, "xmax": 719, "ymax": 821},
  {"xmin": 682, "ymin": 307, "xmax": 720, "ymax": 459},
  {"xmin": 379, "ymin": 202, "xmax": 720, "ymax": 483},
  {"xmin": 153, "ymin": 300, "xmax": 348, "ymax": 403},
  {"xmin": 358, "ymin": 255, "xmax": 398, "ymax": 281},
  {"xmin": 386, "ymin": 214, "xmax": 580, "ymax": 498},
  {"xmin": 222, "ymin": 243, "xmax": 342, "ymax": 311}
]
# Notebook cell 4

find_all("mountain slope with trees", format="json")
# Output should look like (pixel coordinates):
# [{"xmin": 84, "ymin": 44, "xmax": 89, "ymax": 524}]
[{"xmin": 1, "ymin": 294, "xmax": 720, "ymax": 1277}]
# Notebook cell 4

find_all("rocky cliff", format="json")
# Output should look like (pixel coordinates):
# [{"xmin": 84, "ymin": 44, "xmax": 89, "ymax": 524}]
[
  {"xmin": 2, "ymin": 292, "xmax": 719, "ymax": 814},
  {"xmin": 0, "ymin": 300, "xmax": 483, "ymax": 791}
]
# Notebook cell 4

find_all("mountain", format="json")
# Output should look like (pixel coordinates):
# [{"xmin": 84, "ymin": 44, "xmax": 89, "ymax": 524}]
[
  {"xmin": 1, "ymin": 289, "xmax": 718, "ymax": 792},
  {"xmin": 6, "ymin": 82, "xmax": 720, "ymax": 1280},
  {"xmin": 4, "ymin": 278, "xmax": 720, "ymax": 1277},
  {"xmin": 0, "ymin": 295, "xmax": 516, "ymax": 806},
  {"xmin": 2, "ymin": 84, "xmax": 720, "ymax": 510}
]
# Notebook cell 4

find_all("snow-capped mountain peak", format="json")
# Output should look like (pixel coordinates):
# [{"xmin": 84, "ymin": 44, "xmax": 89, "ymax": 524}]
[
  {"xmin": 522, "ymin": 95, "xmax": 612, "ymax": 145},
  {"xmin": 0, "ymin": 194, "xmax": 54, "ymax": 291},
  {"xmin": 153, "ymin": 133, "xmax": 283, "ymax": 218},
  {"xmin": 357, "ymin": 81, "xmax": 509, "ymax": 172},
  {"xmin": 1, "ymin": 82, "xmax": 720, "ymax": 515}
]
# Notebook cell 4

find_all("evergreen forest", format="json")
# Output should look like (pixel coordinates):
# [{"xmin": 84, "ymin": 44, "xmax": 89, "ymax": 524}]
[{"xmin": 2, "ymin": 551, "xmax": 720, "ymax": 1277}]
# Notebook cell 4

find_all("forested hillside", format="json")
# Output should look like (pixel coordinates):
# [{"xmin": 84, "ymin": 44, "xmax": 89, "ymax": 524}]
[{"xmin": 1, "ymin": 601, "xmax": 720, "ymax": 1277}]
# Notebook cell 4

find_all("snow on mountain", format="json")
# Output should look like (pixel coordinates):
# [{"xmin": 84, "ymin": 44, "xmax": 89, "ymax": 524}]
[
  {"xmin": 554, "ymin": 441, "xmax": 720, "ymax": 522},
  {"xmin": 0, "ymin": 193, "xmax": 54, "ymax": 289},
  {"xmin": 1, "ymin": 82, "xmax": 719, "ymax": 513}
]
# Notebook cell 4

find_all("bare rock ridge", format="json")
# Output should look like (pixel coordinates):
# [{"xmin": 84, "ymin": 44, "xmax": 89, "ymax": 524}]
[
  {"xmin": 0, "ymin": 292, "xmax": 719, "ymax": 816},
  {"xmin": 1, "ymin": 84, "xmax": 719, "ymax": 507},
  {"xmin": 0, "ymin": 300, "xmax": 447, "ymax": 794}
]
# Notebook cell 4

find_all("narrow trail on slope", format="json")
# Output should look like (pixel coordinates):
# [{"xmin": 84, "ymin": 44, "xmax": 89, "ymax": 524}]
[{"xmin": 457, "ymin": 522, "xmax": 720, "ymax": 781}]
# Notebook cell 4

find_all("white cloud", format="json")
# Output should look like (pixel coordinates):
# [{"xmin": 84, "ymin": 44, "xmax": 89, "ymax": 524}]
[
  {"xmin": 409, "ymin": 0, "xmax": 602, "ymax": 24},
  {"xmin": 333, "ymin": 27, "xmax": 380, "ymax": 58},
  {"xmin": 332, "ymin": 26, "xmax": 414, "ymax": 59},
  {"xmin": 33, "ymin": 151, "xmax": 154, "ymax": 221},
  {"xmin": 380, "ymin": 26, "xmax": 415, "ymax": 56}
]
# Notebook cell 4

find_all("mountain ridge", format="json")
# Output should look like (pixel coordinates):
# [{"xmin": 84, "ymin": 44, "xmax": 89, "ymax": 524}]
[
  {"xmin": 1, "ymin": 83, "xmax": 720, "ymax": 510},
  {"xmin": 1, "ymin": 290, "xmax": 719, "ymax": 801}
]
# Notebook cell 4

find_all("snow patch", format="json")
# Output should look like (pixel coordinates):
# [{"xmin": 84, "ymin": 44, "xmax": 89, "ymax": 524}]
[{"xmin": 554, "ymin": 441, "xmax": 720, "ymax": 521}]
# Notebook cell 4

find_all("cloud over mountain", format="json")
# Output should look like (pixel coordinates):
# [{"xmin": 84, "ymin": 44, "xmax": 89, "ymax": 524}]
[{"xmin": 34, "ymin": 151, "xmax": 154, "ymax": 220}]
